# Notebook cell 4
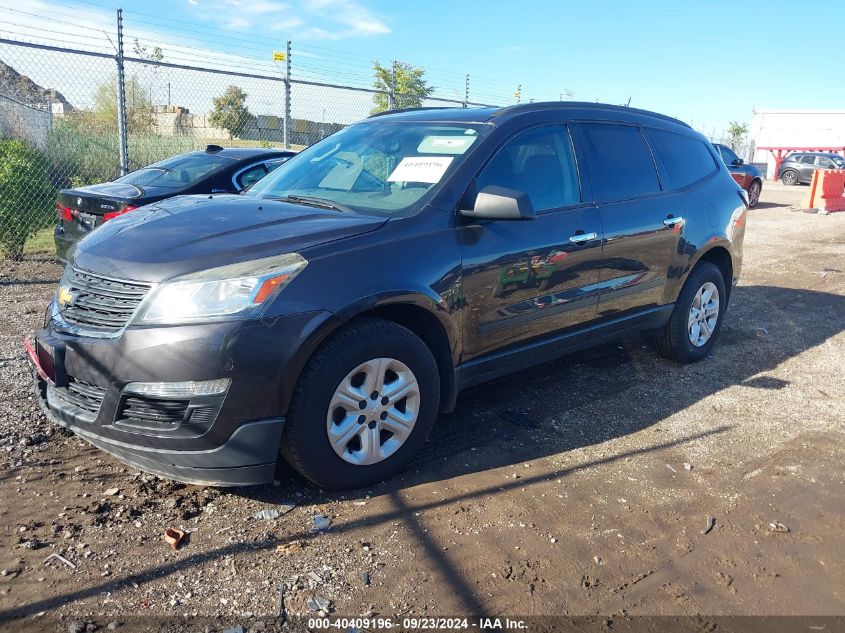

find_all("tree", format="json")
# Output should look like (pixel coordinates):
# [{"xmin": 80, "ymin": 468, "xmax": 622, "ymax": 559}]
[
  {"xmin": 210, "ymin": 85, "xmax": 255, "ymax": 139},
  {"xmin": 132, "ymin": 38, "xmax": 163, "ymax": 63},
  {"xmin": 372, "ymin": 61, "xmax": 434, "ymax": 113},
  {"xmin": 93, "ymin": 75, "xmax": 155, "ymax": 133},
  {"xmin": 0, "ymin": 140, "xmax": 56, "ymax": 260},
  {"xmin": 727, "ymin": 121, "xmax": 749, "ymax": 152}
]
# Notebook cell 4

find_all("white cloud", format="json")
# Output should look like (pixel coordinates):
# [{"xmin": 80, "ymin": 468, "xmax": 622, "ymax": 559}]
[
  {"xmin": 224, "ymin": 16, "xmax": 251, "ymax": 29},
  {"xmin": 180, "ymin": 0, "xmax": 389, "ymax": 39},
  {"xmin": 302, "ymin": 0, "xmax": 390, "ymax": 37},
  {"xmin": 268, "ymin": 17, "xmax": 305, "ymax": 31}
]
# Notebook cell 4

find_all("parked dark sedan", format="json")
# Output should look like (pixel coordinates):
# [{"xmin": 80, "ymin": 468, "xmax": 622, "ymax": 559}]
[
  {"xmin": 31, "ymin": 103, "xmax": 747, "ymax": 489},
  {"xmin": 54, "ymin": 146, "xmax": 295, "ymax": 261},
  {"xmin": 777, "ymin": 152, "xmax": 845, "ymax": 185},
  {"xmin": 713, "ymin": 143, "xmax": 762, "ymax": 208}
]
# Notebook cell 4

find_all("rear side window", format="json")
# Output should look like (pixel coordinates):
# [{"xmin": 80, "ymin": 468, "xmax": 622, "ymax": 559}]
[
  {"xmin": 578, "ymin": 124, "xmax": 660, "ymax": 201},
  {"xmin": 476, "ymin": 125, "xmax": 580, "ymax": 212},
  {"xmin": 799, "ymin": 155, "xmax": 816, "ymax": 164},
  {"xmin": 648, "ymin": 129, "xmax": 718, "ymax": 189}
]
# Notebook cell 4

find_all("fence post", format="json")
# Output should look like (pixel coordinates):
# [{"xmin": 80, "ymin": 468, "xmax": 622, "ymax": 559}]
[
  {"xmin": 115, "ymin": 8, "xmax": 129, "ymax": 175},
  {"xmin": 387, "ymin": 60, "xmax": 396, "ymax": 110},
  {"xmin": 283, "ymin": 40, "xmax": 291, "ymax": 149}
]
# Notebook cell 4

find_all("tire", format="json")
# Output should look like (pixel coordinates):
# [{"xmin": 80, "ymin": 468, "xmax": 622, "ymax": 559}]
[
  {"xmin": 281, "ymin": 317, "xmax": 440, "ymax": 490},
  {"xmin": 747, "ymin": 180, "xmax": 761, "ymax": 208},
  {"xmin": 650, "ymin": 261, "xmax": 727, "ymax": 363},
  {"xmin": 781, "ymin": 170, "xmax": 798, "ymax": 186}
]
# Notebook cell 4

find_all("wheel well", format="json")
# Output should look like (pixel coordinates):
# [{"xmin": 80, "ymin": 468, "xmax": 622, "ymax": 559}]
[
  {"xmin": 365, "ymin": 304, "xmax": 457, "ymax": 414},
  {"xmin": 697, "ymin": 247, "xmax": 733, "ymax": 299}
]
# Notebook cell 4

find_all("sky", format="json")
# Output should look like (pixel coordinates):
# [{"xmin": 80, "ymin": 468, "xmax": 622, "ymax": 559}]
[{"xmin": 2, "ymin": 0, "xmax": 845, "ymax": 135}]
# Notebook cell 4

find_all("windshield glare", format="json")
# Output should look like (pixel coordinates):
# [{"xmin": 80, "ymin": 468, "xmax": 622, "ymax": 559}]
[
  {"xmin": 246, "ymin": 121, "xmax": 489, "ymax": 216},
  {"xmin": 115, "ymin": 153, "xmax": 234, "ymax": 189}
]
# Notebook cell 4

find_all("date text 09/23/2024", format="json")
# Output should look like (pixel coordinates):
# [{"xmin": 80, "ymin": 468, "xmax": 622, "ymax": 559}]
[{"xmin": 308, "ymin": 617, "xmax": 527, "ymax": 630}]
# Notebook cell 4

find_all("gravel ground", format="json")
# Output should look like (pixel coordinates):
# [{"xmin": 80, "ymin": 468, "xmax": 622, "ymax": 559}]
[{"xmin": 1, "ymin": 182, "xmax": 843, "ymax": 631}]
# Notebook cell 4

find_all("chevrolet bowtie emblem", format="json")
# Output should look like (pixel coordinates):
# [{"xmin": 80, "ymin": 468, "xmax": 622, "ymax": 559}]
[{"xmin": 57, "ymin": 286, "xmax": 74, "ymax": 307}]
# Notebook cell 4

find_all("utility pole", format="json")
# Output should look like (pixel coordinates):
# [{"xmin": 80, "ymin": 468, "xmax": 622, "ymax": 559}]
[
  {"xmin": 387, "ymin": 60, "xmax": 396, "ymax": 110},
  {"xmin": 283, "ymin": 40, "xmax": 291, "ymax": 149},
  {"xmin": 514, "ymin": 84, "xmax": 522, "ymax": 104},
  {"xmin": 464, "ymin": 74, "xmax": 469, "ymax": 108},
  {"xmin": 115, "ymin": 8, "xmax": 128, "ymax": 175}
]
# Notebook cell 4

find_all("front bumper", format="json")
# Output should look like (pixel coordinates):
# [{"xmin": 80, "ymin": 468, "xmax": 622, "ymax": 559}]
[{"xmin": 30, "ymin": 309, "xmax": 333, "ymax": 486}]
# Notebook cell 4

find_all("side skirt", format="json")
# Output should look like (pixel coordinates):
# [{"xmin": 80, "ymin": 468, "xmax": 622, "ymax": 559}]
[{"xmin": 457, "ymin": 304, "xmax": 674, "ymax": 391}]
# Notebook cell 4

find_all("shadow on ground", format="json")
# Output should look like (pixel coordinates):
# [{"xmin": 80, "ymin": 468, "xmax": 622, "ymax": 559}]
[{"xmin": 2, "ymin": 284, "xmax": 842, "ymax": 621}]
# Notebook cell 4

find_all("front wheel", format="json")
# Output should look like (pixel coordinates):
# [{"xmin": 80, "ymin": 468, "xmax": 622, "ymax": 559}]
[
  {"xmin": 650, "ymin": 262, "xmax": 727, "ymax": 363},
  {"xmin": 281, "ymin": 317, "xmax": 440, "ymax": 490}
]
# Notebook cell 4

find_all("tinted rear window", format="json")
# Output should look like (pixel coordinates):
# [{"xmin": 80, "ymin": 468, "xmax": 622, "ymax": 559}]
[
  {"xmin": 648, "ymin": 129, "xmax": 718, "ymax": 189},
  {"xmin": 579, "ymin": 124, "xmax": 660, "ymax": 201},
  {"xmin": 115, "ymin": 153, "xmax": 234, "ymax": 189}
]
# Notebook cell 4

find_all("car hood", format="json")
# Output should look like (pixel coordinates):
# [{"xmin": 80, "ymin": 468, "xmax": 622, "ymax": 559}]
[{"xmin": 71, "ymin": 194, "xmax": 388, "ymax": 282}]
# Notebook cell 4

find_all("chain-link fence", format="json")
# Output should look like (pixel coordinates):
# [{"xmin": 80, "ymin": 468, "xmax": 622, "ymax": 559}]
[{"xmin": 0, "ymin": 8, "xmax": 503, "ymax": 261}]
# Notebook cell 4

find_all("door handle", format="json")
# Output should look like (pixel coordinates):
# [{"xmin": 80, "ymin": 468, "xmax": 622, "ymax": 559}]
[
  {"xmin": 568, "ymin": 231, "xmax": 597, "ymax": 244},
  {"xmin": 663, "ymin": 216, "xmax": 685, "ymax": 227}
]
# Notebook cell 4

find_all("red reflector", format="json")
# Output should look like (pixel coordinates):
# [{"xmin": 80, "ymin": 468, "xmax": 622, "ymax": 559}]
[
  {"xmin": 56, "ymin": 203, "xmax": 73, "ymax": 222},
  {"xmin": 253, "ymin": 274, "xmax": 290, "ymax": 304},
  {"xmin": 103, "ymin": 205, "xmax": 138, "ymax": 221}
]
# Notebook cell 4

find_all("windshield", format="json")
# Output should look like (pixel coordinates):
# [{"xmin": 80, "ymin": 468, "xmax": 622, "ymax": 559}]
[
  {"xmin": 246, "ymin": 121, "xmax": 490, "ymax": 216},
  {"xmin": 115, "ymin": 153, "xmax": 234, "ymax": 189},
  {"xmin": 832, "ymin": 156, "xmax": 845, "ymax": 168}
]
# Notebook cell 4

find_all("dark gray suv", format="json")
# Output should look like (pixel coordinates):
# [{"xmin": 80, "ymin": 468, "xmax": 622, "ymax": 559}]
[
  {"xmin": 29, "ymin": 102, "xmax": 748, "ymax": 489},
  {"xmin": 777, "ymin": 152, "xmax": 845, "ymax": 185}
]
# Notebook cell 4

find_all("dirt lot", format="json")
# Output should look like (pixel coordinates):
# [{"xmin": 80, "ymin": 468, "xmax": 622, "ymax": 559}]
[{"xmin": 1, "ymin": 183, "xmax": 843, "ymax": 631}]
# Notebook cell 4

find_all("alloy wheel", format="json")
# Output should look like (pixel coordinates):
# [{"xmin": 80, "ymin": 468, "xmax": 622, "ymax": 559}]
[
  {"xmin": 748, "ymin": 181, "xmax": 761, "ymax": 207},
  {"xmin": 326, "ymin": 358, "xmax": 420, "ymax": 466},
  {"xmin": 687, "ymin": 282, "xmax": 719, "ymax": 347}
]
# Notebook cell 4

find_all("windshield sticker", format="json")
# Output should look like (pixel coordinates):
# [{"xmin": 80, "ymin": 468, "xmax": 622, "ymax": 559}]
[
  {"xmin": 417, "ymin": 136, "xmax": 477, "ymax": 155},
  {"xmin": 387, "ymin": 156, "xmax": 454, "ymax": 183}
]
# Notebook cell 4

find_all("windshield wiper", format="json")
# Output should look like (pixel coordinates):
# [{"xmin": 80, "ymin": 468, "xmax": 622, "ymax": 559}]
[{"xmin": 272, "ymin": 195, "xmax": 353, "ymax": 213}]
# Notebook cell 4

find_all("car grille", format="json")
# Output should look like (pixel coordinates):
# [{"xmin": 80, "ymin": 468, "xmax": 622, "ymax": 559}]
[
  {"xmin": 116, "ymin": 396, "xmax": 220, "ymax": 433},
  {"xmin": 53, "ymin": 377, "xmax": 107, "ymax": 415},
  {"xmin": 59, "ymin": 268, "xmax": 151, "ymax": 333},
  {"xmin": 119, "ymin": 397, "xmax": 190, "ymax": 428}
]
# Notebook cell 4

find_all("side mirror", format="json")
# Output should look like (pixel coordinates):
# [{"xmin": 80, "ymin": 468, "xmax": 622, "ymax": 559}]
[
  {"xmin": 460, "ymin": 185, "xmax": 536, "ymax": 221},
  {"xmin": 731, "ymin": 158, "xmax": 744, "ymax": 166}
]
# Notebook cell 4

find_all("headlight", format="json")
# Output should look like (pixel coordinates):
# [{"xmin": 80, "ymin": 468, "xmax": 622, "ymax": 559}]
[{"xmin": 135, "ymin": 253, "xmax": 307, "ymax": 324}]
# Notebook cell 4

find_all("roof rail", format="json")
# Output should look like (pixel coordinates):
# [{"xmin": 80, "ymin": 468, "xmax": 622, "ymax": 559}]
[
  {"xmin": 493, "ymin": 101, "xmax": 691, "ymax": 128},
  {"xmin": 367, "ymin": 106, "xmax": 454, "ymax": 119}
]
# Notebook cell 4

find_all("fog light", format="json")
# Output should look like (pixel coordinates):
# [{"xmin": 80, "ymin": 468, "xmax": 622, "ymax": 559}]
[{"xmin": 124, "ymin": 379, "xmax": 230, "ymax": 398}]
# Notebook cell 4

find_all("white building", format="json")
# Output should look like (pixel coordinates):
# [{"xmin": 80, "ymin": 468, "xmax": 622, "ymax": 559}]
[{"xmin": 750, "ymin": 109, "xmax": 845, "ymax": 179}]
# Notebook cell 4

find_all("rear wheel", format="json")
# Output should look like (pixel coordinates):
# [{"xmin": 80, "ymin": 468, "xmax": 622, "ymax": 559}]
[
  {"xmin": 281, "ymin": 317, "xmax": 440, "ymax": 490},
  {"xmin": 651, "ymin": 262, "xmax": 726, "ymax": 363},
  {"xmin": 747, "ymin": 180, "xmax": 762, "ymax": 208},
  {"xmin": 781, "ymin": 170, "xmax": 799, "ymax": 186}
]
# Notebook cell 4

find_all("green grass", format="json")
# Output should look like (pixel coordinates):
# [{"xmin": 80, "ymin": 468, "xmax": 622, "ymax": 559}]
[{"xmin": 24, "ymin": 226, "xmax": 56, "ymax": 255}]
